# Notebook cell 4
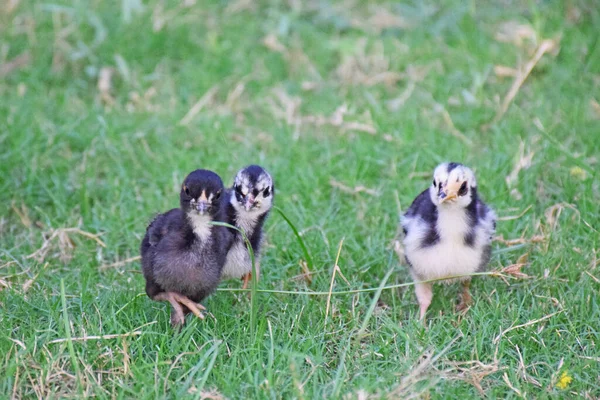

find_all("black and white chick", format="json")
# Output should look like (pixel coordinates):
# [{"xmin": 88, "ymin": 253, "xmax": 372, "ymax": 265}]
[
  {"xmin": 140, "ymin": 169, "xmax": 233, "ymax": 327},
  {"xmin": 221, "ymin": 165, "xmax": 274, "ymax": 288},
  {"xmin": 401, "ymin": 162, "xmax": 496, "ymax": 321}
]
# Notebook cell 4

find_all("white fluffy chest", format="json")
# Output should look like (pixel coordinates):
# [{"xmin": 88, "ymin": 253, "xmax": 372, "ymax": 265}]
[
  {"xmin": 403, "ymin": 210, "xmax": 484, "ymax": 280},
  {"xmin": 221, "ymin": 240, "xmax": 251, "ymax": 278},
  {"xmin": 187, "ymin": 213, "xmax": 212, "ymax": 242},
  {"xmin": 236, "ymin": 212, "xmax": 258, "ymax": 237}
]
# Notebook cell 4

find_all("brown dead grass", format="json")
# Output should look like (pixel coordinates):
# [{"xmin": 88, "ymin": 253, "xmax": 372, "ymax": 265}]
[{"xmin": 26, "ymin": 227, "xmax": 105, "ymax": 263}]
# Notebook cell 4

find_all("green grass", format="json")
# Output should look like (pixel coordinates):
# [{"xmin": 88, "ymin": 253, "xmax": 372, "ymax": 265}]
[{"xmin": 1, "ymin": 0, "xmax": 599, "ymax": 398}]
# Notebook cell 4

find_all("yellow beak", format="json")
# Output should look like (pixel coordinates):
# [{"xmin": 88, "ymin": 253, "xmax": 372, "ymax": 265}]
[{"xmin": 439, "ymin": 180, "xmax": 462, "ymax": 203}]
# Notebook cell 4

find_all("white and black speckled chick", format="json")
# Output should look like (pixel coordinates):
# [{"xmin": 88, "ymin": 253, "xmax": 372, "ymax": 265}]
[
  {"xmin": 221, "ymin": 165, "xmax": 274, "ymax": 288},
  {"xmin": 140, "ymin": 169, "xmax": 233, "ymax": 327},
  {"xmin": 401, "ymin": 162, "xmax": 496, "ymax": 321}
]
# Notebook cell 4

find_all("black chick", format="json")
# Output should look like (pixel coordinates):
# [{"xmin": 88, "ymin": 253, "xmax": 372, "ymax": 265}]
[
  {"xmin": 140, "ymin": 169, "xmax": 233, "ymax": 326},
  {"xmin": 221, "ymin": 165, "xmax": 274, "ymax": 288}
]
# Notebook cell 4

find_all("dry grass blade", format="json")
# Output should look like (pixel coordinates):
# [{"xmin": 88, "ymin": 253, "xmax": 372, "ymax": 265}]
[
  {"xmin": 494, "ymin": 234, "xmax": 545, "ymax": 246},
  {"xmin": 590, "ymin": 99, "xmax": 600, "ymax": 119},
  {"xmin": 493, "ymin": 310, "xmax": 563, "ymax": 344},
  {"xmin": 494, "ymin": 65, "xmax": 518, "ymax": 78},
  {"xmin": 325, "ymin": 239, "xmax": 345, "ymax": 320},
  {"xmin": 22, "ymin": 263, "xmax": 46, "ymax": 292},
  {"xmin": 484, "ymin": 39, "xmax": 559, "ymax": 129},
  {"xmin": 386, "ymin": 336, "xmax": 461, "ymax": 399},
  {"xmin": 262, "ymin": 33, "xmax": 286, "ymax": 53},
  {"xmin": 48, "ymin": 322, "xmax": 156, "ymax": 344},
  {"xmin": 497, "ymin": 205, "xmax": 532, "ymax": 221},
  {"xmin": 225, "ymin": 0, "xmax": 253, "ymax": 14},
  {"xmin": 505, "ymin": 141, "xmax": 535, "ymax": 188},
  {"xmin": 179, "ymin": 86, "xmax": 219, "ymax": 126},
  {"xmin": 350, "ymin": 6, "xmax": 411, "ymax": 33},
  {"xmin": 335, "ymin": 39, "xmax": 401, "ymax": 87},
  {"xmin": 98, "ymin": 67, "xmax": 115, "ymax": 106},
  {"xmin": 433, "ymin": 103, "xmax": 472, "ymax": 145},
  {"xmin": 292, "ymin": 260, "xmax": 314, "ymax": 285},
  {"xmin": 500, "ymin": 252, "xmax": 531, "ymax": 279},
  {"xmin": 0, "ymin": 51, "xmax": 31, "ymax": 78},
  {"xmin": 386, "ymin": 81, "xmax": 415, "ymax": 111},
  {"xmin": 4, "ymin": 0, "xmax": 22, "ymax": 14},
  {"xmin": 11, "ymin": 201, "xmax": 32, "ymax": 227},
  {"xmin": 544, "ymin": 202, "xmax": 580, "ymax": 230},
  {"xmin": 329, "ymin": 179, "xmax": 380, "ymax": 196},
  {"xmin": 584, "ymin": 271, "xmax": 600, "ymax": 285},
  {"xmin": 0, "ymin": 278, "xmax": 11, "ymax": 290},
  {"xmin": 26, "ymin": 228, "xmax": 106, "ymax": 262},
  {"xmin": 494, "ymin": 21, "xmax": 537, "ymax": 47},
  {"xmin": 577, "ymin": 355, "xmax": 600, "ymax": 362},
  {"xmin": 9, "ymin": 337, "xmax": 27, "ymax": 350},
  {"xmin": 502, "ymin": 372, "xmax": 524, "ymax": 397},
  {"xmin": 99, "ymin": 256, "xmax": 141, "ymax": 271},
  {"xmin": 441, "ymin": 360, "xmax": 505, "ymax": 396}
]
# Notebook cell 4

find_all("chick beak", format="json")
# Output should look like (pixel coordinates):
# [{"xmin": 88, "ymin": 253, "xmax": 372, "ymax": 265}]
[
  {"xmin": 244, "ymin": 195, "xmax": 255, "ymax": 211},
  {"xmin": 196, "ymin": 192, "xmax": 210, "ymax": 214},
  {"xmin": 439, "ymin": 181, "xmax": 461, "ymax": 203},
  {"xmin": 196, "ymin": 200, "xmax": 209, "ymax": 214}
]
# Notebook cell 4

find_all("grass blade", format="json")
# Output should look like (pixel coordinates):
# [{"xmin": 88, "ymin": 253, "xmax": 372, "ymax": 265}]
[
  {"xmin": 273, "ymin": 206, "xmax": 314, "ymax": 271},
  {"xmin": 356, "ymin": 254, "xmax": 395, "ymax": 338},
  {"xmin": 210, "ymin": 221, "xmax": 258, "ymax": 336},
  {"xmin": 60, "ymin": 279, "xmax": 82, "ymax": 395},
  {"xmin": 194, "ymin": 341, "xmax": 221, "ymax": 400}
]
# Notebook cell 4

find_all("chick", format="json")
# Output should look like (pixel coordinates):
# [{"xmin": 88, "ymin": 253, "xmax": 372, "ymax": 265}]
[
  {"xmin": 140, "ymin": 169, "xmax": 233, "ymax": 327},
  {"xmin": 401, "ymin": 162, "xmax": 496, "ymax": 320},
  {"xmin": 221, "ymin": 165, "xmax": 274, "ymax": 288}
]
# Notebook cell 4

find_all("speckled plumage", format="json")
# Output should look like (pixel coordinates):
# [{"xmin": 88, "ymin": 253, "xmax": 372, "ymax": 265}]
[
  {"xmin": 401, "ymin": 162, "xmax": 496, "ymax": 320},
  {"xmin": 221, "ymin": 165, "xmax": 274, "ymax": 285},
  {"xmin": 141, "ymin": 169, "xmax": 233, "ymax": 326}
]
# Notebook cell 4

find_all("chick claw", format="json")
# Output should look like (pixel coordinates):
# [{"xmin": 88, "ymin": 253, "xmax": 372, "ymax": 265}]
[{"xmin": 154, "ymin": 292, "xmax": 206, "ymax": 326}]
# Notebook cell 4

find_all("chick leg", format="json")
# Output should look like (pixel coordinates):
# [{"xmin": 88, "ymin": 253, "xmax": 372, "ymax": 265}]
[
  {"xmin": 456, "ymin": 279, "xmax": 472, "ymax": 312},
  {"xmin": 414, "ymin": 282, "xmax": 433, "ymax": 321},
  {"xmin": 153, "ymin": 292, "xmax": 206, "ymax": 326},
  {"xmin": 241, "ymin": 261, "xmax": 260, "ymax": 290},
  {"xmin": 241, "ymin": 273, "xmax": 251, "ymax": 289}
]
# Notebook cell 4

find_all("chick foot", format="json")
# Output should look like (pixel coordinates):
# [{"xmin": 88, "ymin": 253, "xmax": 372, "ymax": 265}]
[
  {"xmin": 456, "ymin": 279, "xmax": 472, "ymax": 312},
  {"xmin": 154, "ymin": 292, "xmax": 206, "ymax": 326}
]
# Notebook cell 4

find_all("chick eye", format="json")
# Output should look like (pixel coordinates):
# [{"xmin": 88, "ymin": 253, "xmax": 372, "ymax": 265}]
[
  {"xmin": 432, "ymin": 179, "xmax": 436, "ymax": 187},
  {"xmin": 263, "ymin": 187, "xmax": 271, "ymax": 197},
  {"xmin": 214, "ymin": 190, "xmax": 221, "ymax": 200},
  {"xmin": 458, "ymin": 182, "xmax": 468, "ymax": 196},
  {"xmin": 235, "ymin": 185, "xmax": 244, "ymax": 196},
  {"xmin": 184, "ymin": 186, "xmax": 190, "ymax": 196}
]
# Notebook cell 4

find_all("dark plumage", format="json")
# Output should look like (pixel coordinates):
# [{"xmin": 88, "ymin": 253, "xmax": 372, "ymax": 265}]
[
  {"xmin": 141, "ymin": 169, "xmax": 233, "ymax": 326},
  {"xmin": 401, "ymin": 163, "xmax": 496, "ymax": 320},
  {"xmin": 221, "ymin": 165, "xmax": 274, "ymax": 288}
]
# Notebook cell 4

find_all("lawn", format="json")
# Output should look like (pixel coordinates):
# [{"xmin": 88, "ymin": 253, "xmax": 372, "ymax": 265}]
[{"xmin": 1, "ymin": 0, "xmax": 599, "ymax": 398}]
